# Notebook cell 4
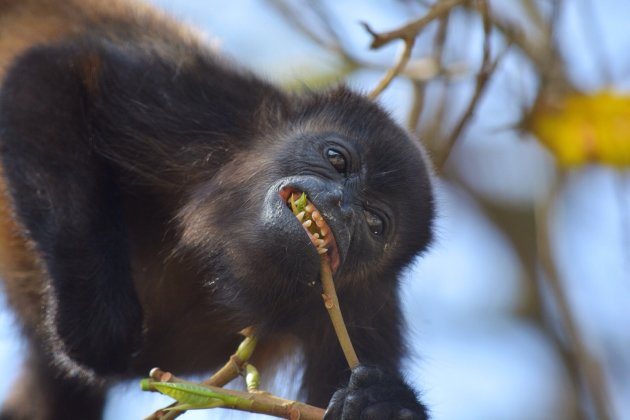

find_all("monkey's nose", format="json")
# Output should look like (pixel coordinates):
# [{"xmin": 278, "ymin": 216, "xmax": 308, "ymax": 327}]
[
  {"xmin": 321, "ymin": 188, "xmax": 350, "ymax": 218},
  {"xmin": 334, "ymin": 190, "xmax": 356, "ymax": 223}
]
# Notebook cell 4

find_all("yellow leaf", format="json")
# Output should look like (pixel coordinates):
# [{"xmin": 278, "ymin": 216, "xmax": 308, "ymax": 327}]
[{"xmin": 528, "ymin": 91, "xmax": 630, "ymax": 167}]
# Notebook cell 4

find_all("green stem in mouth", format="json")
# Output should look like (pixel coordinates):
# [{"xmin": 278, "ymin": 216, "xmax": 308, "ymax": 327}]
[
  {"xmin": 290, "ymin": 192, "xmax": 359, "ymax": 369},
  {"xmin": 290, "ymin": 192, "xmax": 308, "ymax": 214}
]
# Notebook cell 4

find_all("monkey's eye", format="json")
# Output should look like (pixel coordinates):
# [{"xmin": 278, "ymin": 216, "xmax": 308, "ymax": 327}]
[
  {"xmin": 363, "ymin": 210, "xmax": 384, "ymax": 236},
  {"xmin": 326, "ymin": 148, "xmax": 347, "ymax": 175}
]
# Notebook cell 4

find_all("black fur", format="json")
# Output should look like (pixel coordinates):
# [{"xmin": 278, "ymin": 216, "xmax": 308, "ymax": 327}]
[
  {"xmin": 325, "ymin": 366, "xmax": 428, "ymax": 420},
  {"xmin": 0, "ymin": 11, "xmax": 434, "ymax": 420}
]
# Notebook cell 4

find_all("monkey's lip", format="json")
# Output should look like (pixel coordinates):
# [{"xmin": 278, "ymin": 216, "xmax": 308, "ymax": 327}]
[{"xmin": 279, "ymin": 187, "xmax": 341, "ymax": 274}]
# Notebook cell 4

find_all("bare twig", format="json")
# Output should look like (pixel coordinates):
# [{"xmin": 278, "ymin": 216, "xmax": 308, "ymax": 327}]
[
  {"xmin": 407, "ymin": 81, "xmax": 427, "ymax": 132},
  {"xmin": 362, "ymin": 0, "xmax": 467, "ymax": 99},
  {"xmin": 424, "ymin": 82, "xmax": 449, "ymax": 151},
  {"xmin": 460, "ymin": 2, "xmax": 542, "ymax": 68},
  {"xmin": 366, "ymin": 36, "xmax": 415, "ymax": 100},
  {"xmin": 436, "ymin": 1, "xmax": 508, "ymax": 169},
  {"xmin": 420, "ymin": 12, "xmax": 451, "ymax": 143},
  {"xmin": 433, "ymin": 12, "xmax": 450, "ymax": 66},
  {"xmin": 535, "ymin": 174, "xmax": 612, "ymax": 420},
  {"xmin": 268, "ymin": 0, "xmax": 447, "ymax": 88},
  {"xmin": 266, "ymin": 0, "xmax": 339, "ymax": 52},
  {"xmin": 521, "ymin": 0, "xmax": 548, "ymax": 34},
  {"xmin": 363, "ymin": 0, "xmax": 467, "ymax": 50}
]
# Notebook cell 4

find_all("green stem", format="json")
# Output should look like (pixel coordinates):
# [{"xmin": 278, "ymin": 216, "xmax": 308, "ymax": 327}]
[
  {"xmin": 143, "ymin": 372, "xmax": 325, "ymax": 419},
  {"xmin": 320, "ymin": 256, "xmax": 360, "ymax": 368}
]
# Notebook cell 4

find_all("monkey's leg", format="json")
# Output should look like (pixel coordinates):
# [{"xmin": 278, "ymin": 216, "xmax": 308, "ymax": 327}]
[{"xmin": 0, "ymin": 44, "xmax": 143, "ymax": 376}]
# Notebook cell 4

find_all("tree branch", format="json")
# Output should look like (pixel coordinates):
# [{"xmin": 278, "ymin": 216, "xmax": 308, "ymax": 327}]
[
  {"xmin": 146, "ymin": 330, "xmax": 257, "ymax": 419},
  {"xmin": 363, "ymin": 0, "xmax": 468, "ymax": 99},
  {"xmin": 363, "ymin": 0, "xmax": 467, "ymax": 50},
  {"xmin": 144, "ymin": 368, "xmax": 325, "ymax": 420},
  {"xmin": 436, "ymin": 1, "xmax": 509, "ymax": 169},
  {"xmin": 535, "ymin": 173, "xmax": 612, "ymax": 420}
]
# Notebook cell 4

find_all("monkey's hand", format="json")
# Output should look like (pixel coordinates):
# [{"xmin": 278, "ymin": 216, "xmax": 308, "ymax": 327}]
[{"xmin": 324, "ymin": 365, "xmax": 428, "ymax": 420}]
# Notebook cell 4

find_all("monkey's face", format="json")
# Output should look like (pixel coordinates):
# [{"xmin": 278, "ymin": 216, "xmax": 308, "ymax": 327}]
[
  {"xmin": 258, "ymin": 125, "xmax": 434, "ymax": 288},
  {"xmin": 177, "ymin": 90, "xmax": 434, "ymax": 328}
]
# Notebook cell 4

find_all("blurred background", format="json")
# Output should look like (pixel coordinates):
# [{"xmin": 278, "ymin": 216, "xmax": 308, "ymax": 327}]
[{"xmin": 1, "ymin": 0, "xmax": 628, "ymax": 419}]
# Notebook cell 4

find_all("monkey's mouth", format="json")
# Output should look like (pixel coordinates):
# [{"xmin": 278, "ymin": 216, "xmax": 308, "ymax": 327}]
[{"xmin": 279, "ymin": 188, "xmax": 341, "ymax": 274}]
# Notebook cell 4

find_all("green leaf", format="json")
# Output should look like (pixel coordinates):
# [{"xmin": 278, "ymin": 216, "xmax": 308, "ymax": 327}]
[
  {"xmin": 296, "ymin": 192, "xmax": 307, "ymax": 213},
  {"xmin": 291, "ymin": 192, "xmax": 308, "ymax": 215},
  {"xmin": 152, "ymin": 382, "xmax": 225, "ymax": 409}
]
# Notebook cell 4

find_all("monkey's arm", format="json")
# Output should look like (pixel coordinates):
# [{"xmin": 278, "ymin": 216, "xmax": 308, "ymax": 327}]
[
  {"xmin": 0, "ymin": 44, "xmax": 143, "ymax": 375},
  {"xmin": 302, "ymin": 289, "xmax": 429, "ymax": 419}
]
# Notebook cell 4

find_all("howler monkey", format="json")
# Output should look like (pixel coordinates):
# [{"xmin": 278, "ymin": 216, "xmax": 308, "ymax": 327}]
[{"xmin": 0, "ymin": 0, "xmax": 434, "ymax": 419}]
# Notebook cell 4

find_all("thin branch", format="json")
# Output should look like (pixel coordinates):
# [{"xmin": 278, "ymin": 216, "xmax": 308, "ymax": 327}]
[
  {"xmin": 270, "ymin": 0, "xmax": 461, "ymax": 91},
  {"xmin": 464, "ymin": 3, "xmax": 566, "ymax": 83},
  {"xmin": 367, "ymin": 36, "xmax": 415, "ymax": 100},
  {"xmin": 535, "ymin": 173, "xmax": 612, "ymax": 420},
  {"xmin": 202, "ymin": 329, "xmax": 256, "ymax": 387},
  {"xmin": 402, "ymin": 8, "xmax": 455, "ymax": 135},
  {"xmin": 266, "ymin": 0, "xmax": 337, "ymax": 52},
  {"xmin": 424, "ymin": 82, "xmax": 449, "ymax": 151},
  {"xmin": 266, "ymin": 0, "xmax": 358, "ymax": 68},
  {"xmin": 433, "ymin": 12, "xmax": 450, "ymax": 65},
  {"xmin": 460, "ymin": 2, "xmax": 542, "ymax": 68},
  {"xmin": 363, "ymin": 0, "xmax": 467, "ymax": 50},
  {"xmin": 521, "ymin": 0, "xmax": 548, "ymax": 34},
  {"xmin": 144, "ymin": 368, "xmax": 325, "ymax": 420},
  {"xmin": 146, "ymin": 255, "xmax": 361, "ymax": 419},
  {"xmin": 407, "ymin": 81, "xmax": 427, "ymax": 132},
  {"xmin": 436, "ymin": 0, "xmax": 508, "ymax": 169},
  {"xmin": 147, "ymin": 330, "xmax": 257, "ymax": 419},
  {"xmin": 362, "ymin": 0, "xmax": 468, "ymax": 99}
]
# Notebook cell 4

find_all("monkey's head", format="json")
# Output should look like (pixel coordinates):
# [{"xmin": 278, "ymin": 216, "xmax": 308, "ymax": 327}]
[{"xmin": 177, "ymin": 88, "xmax": 434, "ymax": 331}]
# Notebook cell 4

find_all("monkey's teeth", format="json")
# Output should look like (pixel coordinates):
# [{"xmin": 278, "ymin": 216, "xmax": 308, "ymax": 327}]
[{"xmin": 282, "ymin": 188, "xmax": 340, "ymax": 272}]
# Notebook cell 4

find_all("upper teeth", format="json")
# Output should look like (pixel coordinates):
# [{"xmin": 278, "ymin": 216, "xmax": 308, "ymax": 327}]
[{"xmin": 289, "ymin": 192, "xmax": 331, "ymax": 254}]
